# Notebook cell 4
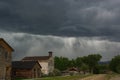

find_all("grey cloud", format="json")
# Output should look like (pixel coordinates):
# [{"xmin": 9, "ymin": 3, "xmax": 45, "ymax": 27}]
[
  {"xmin": 1, "ymin": 0, "xmax": 120, "ymax": 62},
  {"xmin": 1, "ymin": 32, "xmax": 120, "ymax": 61},
  {"xmin": 0, "ymin": 0, "xmax": 120, "ymax": 41}
]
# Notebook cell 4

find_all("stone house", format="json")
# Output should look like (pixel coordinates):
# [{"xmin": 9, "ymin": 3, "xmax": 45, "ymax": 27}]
[
  {"xmin": 0, "ymin": 38, "xmax": 14, "ymax": 80},
  {"xmin": 22, "ymin": 51, "xmax": 54, "ymax": 75},
  {"xmin": 12, "ymin": 61, "xmax": 42, "ymax": 79}
]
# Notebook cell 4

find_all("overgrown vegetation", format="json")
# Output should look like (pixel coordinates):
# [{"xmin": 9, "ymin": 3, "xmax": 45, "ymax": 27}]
[{"xmin": 54, "ymin": 54, "xmax": 102, "ymax": 74}]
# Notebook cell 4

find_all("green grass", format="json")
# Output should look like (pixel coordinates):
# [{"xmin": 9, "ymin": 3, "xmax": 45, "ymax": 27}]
[{"xmin": 15, "ymin": 74, "xmax": 92, "ymax": 80}]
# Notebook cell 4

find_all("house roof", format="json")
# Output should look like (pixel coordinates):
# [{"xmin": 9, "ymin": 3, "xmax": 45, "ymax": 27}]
[
  {"xmin": 68, "ymin": 67, "xmax": 78, "ymax": 71},
  {"xmin": 22, "ymin": 56, "xmax": 50, "ymax": 61},
  {"xmin": 0, "ymin": 38, "xmax": 14, "ymax": 51},
  {"xmin": 12, "ymin": 61, "xmax": 41, "ymax": 69}
]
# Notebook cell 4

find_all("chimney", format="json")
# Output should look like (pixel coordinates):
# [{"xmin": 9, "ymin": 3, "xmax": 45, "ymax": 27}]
[{"xmin": 48, "ymin": 51, "xmax": 53, "ymax": 57}]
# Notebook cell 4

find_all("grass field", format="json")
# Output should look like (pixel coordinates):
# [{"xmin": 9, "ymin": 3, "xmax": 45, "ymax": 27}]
[
  {"xmin": 15, "ymin": 74, "xmax": 92, "ymax": 80},
  {"xmin": 15, "ymin": 74, "xmax": 120, "ymax": 80}
]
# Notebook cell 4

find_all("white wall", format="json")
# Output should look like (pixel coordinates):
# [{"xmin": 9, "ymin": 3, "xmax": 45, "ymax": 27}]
[{"xmin": 39, "ymin": 61, "xmax": 48, "ymax": 75}]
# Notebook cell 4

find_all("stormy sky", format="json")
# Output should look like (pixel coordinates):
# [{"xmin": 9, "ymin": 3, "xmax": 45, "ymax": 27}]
[{"xmin": 0, "ymin": 0, "xmax": 120, "ymax": 61}]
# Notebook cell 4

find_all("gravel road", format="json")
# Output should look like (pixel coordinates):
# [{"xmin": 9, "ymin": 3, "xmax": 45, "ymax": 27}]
[
  {"xmin": 79, "ymin": 74, "xmax": 106, "ymax": 80},
  {"xmin": 78, "ymin": 74, "xmax": 120, "ymax": 80},
  {"xmin": 110, "ymin": 76, "xmax": 120, "ymax": 80}
]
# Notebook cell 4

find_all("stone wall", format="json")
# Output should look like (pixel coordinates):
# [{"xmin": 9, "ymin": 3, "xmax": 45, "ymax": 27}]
[{"xmin": 0, "ymin": 44, "xmax": 12, "ymax": 80}]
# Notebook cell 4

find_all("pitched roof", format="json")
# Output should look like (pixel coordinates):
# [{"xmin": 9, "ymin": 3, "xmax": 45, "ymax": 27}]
[
  {"xmin": 22, "ymin": 56, "xmax": 50, "ymax": 61},
  {"xmin": 0, "ymin": 38, "xmax": 14, "ymax": 51},
  {"xmin": 68, "ymin": 67, "xmax": 78, "ymax": 71},
  {"xmin": 12, "ymin": 61, "xmax": 41, "ymax": 69}
]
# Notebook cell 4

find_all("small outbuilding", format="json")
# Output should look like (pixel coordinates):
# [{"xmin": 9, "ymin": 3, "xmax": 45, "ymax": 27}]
[{"xmin": 12, "ymin": 61, "xmax": 42, "ymax": 79}]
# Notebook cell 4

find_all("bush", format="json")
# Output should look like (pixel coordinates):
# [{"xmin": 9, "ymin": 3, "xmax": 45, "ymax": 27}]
[
  {"xmin": 69, "ymin": 72, "xmax": 74, "ymax": 76},
  {"xmin": 116, "ymin": 65, "xmax": 120, "ymax": 73},
  {"xmin": 48, "ymin": 69, "xmax": 61, "ymax": 77},
  {"xmin": 41, "ymin": 74, "xmax": 49, "ymax": 77},
  {"xmin": 53, "ymin": 69, "xmax": 61, "ymax": 76},
  {"xmin": 49, "ymin": 72, "xmax": 55, "ymax": 76}
]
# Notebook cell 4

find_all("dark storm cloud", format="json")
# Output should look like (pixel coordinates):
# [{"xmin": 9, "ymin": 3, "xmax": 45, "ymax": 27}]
[
  {"xmin": 1, "ymin": 0, "xmax": 120, "ymax": 61},
  {"xmin": 0, "ymin": 0, "xmax": 68, "ymax": 34},
  {"xmin": 0, "ymin": 0, "xmax": 120, "ymax": 40}
]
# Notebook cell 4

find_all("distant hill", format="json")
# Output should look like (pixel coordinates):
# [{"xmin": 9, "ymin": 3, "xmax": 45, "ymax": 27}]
[{"xmin": 98, "ymin": 61, "xmax": 110, "ymax": 65}]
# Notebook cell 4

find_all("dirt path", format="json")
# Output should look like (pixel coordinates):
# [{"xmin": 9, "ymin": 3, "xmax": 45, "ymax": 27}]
[{"xmin": 79, "ymin": 74, "xmax": 106, "ymax": 80}]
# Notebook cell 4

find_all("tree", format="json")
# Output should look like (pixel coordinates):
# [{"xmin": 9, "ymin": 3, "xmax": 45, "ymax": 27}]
[
  {"xmin": 81, "ymin": 63, "xmax": 89, "ymax": 74},
  {"xmin": 109, "ymin": 55, "xmax": 120, "ymax": 73},
  {"xmin": 98, "ymin": 64, "xmax": 109, "ymax": 74},
  {"xmin": 76, "ymin": 57, "xmax": 83, "ymax": 68},
  {"xmin": 54, "ymin": 56, "xmax": 70, "ymax": 71},
  {"xmin": 54, "ymin": 54, "xmax": 102, "ymax": 74},
  {"xmin": 82, "ymin": 54, "xmax": 102, "ymax": 73},
  {"xmin": 69, "ymin": 59, "xmax": 77, "ymax": 67}
]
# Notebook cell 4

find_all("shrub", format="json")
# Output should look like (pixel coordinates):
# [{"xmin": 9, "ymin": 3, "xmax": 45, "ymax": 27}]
[
  {"xmin": 53, "ymin": 69, "xmax": 61, "ymax": 76},
  {"xmin": 49, "ymin": 72, "xmax": 55, "ymax": 76},
  {"xmin": 48, "ymin": 69, "xmax": 61, "ymax": 77}
]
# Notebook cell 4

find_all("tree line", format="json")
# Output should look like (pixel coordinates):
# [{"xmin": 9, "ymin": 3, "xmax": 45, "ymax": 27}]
[{"xmin": 54, "ymin": 54, "xmax": 120, "ymax": 74}]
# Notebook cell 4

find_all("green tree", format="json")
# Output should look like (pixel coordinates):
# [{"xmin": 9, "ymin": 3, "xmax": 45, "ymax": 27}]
[
  {"xmin": 54, "ymin": 56, "xmax": 70, "ymax": 71},
  {"xmin": 69, "ymin": 59, "xmax": 76, "ymax": 67},
  {"xmin": 116, "ymin": 64, "xmax": 120, "ymax": 73},
  {"xmin": 76, "ymin": 57, "xmax": 83, "ymax": 68},
  {"xmin": 82, "ymin": 54, "xmax": 102, "ymax": 73},
  {"xmin": 98, "ymin": 64, "xmax": 109, "ymax": 74},
  {"xmin": 109, "ymin": 55, "xmax": 120, "ymax": 73},
  {"xmin": 81, "ymin": 63, "xmax": 89, "ymax": 74}
]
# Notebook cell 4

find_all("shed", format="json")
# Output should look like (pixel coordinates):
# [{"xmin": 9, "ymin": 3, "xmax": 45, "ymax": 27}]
[{"xmin": 12, "ymin": 61, "xmax": 42, "ymax": 79}]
